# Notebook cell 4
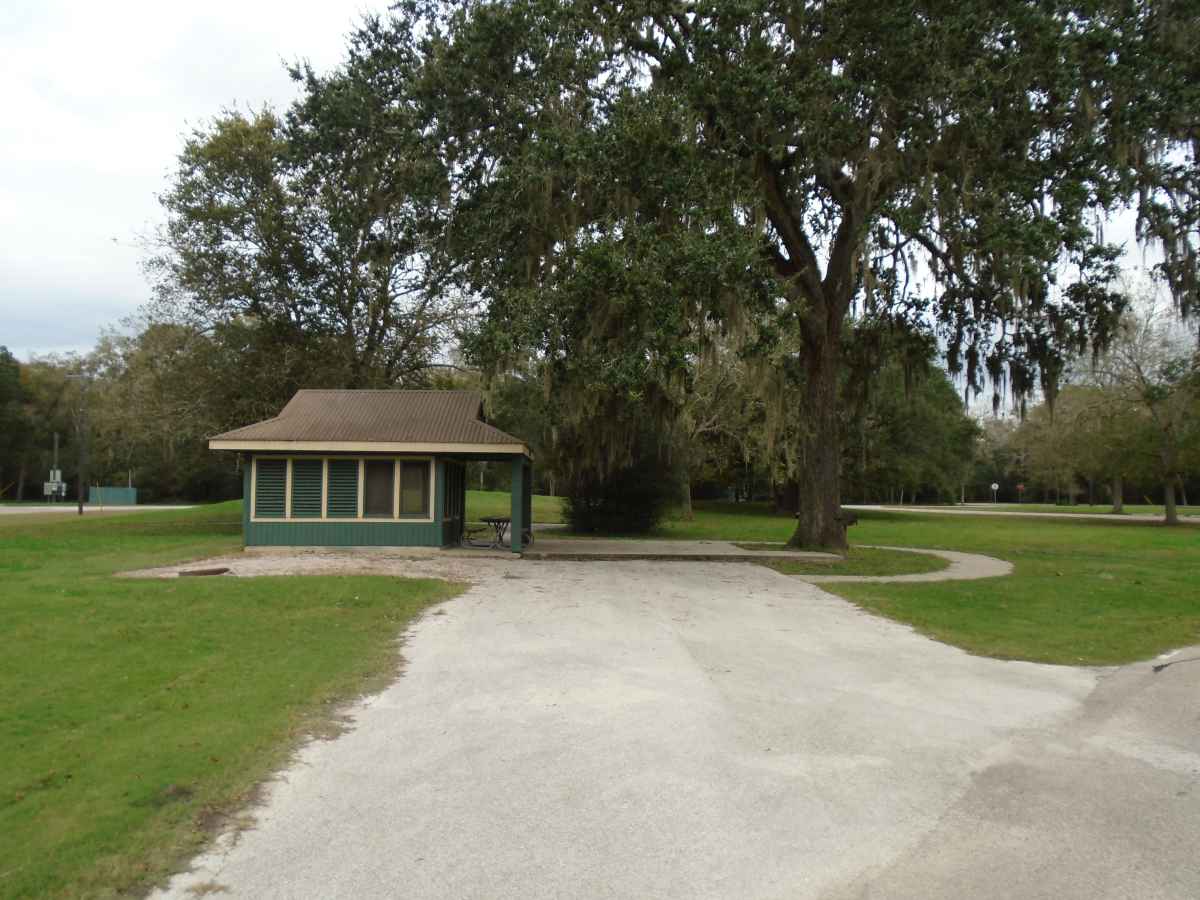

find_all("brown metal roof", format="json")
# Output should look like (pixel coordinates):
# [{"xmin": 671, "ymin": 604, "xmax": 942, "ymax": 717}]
[{"xmin": 210, "ymin": 390, "xmax": 526, "ymax": 448}]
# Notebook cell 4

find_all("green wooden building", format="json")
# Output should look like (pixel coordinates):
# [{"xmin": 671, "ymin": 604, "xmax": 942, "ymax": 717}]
[{"xmin": 209, "ymin": 390, "xmax": 533, "ymax": 553}]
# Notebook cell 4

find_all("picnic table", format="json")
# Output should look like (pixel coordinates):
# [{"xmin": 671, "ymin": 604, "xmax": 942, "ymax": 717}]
[
  {"xmin": 464, "ymin": 516, "xmax": 534, "ymax": 549},
  {"xmin": 481, "ymin": 516, "xmax": 510, "ymax": 548}
]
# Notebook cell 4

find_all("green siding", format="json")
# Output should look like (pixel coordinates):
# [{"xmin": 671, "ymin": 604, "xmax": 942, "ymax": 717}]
[
  {"xmin": 245, "ymin": 520, "xmax": 444, "ymax": 547},
  {"xmin": 326, "ymin": 459, "xmax": 358, "ymax": 518},
  {"xmin": 290, "ymin": 459, "xmax": 323, "ymax": 518},
  {"xmin": 254, "ymin": 459, "xmax": 286, "ymax": 518}
]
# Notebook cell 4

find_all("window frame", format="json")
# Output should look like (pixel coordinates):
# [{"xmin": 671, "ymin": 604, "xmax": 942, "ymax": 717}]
[
  {"xmin": 249, "ymin": 454, "xmax": 436, "ymax": 524},
  {"xmin": 397, "ymin": 458, "xmax": 432, "ymax": 519},
  {"xmin": 288, "ymin": 456, "xmax": 325, "ymax": 519},
  {"xmin": 362, "ymin": 458, "xmax": 397, "ymax": 519},
  {"xmin": 251, "ymin": 456, "xmax": 289, "ymax": 519}
]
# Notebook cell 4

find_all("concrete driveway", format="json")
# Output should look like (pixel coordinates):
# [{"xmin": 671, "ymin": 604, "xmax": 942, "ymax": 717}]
[{"xmin": 154, "ymin": 560, "xmax": 1199, "ymax": 899}]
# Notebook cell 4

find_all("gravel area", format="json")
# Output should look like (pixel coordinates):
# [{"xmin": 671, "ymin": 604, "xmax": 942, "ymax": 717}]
[
  {"xmin": 125, "ymin": 547, "xmax": 525, "ymax": 584},
  {"xmin": 128, "ymin": 542, "xmax": 1008, "ymax": 585}
]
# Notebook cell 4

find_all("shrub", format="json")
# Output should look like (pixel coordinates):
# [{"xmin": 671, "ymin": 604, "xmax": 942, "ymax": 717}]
[{"xmin": 563, "ymin": 460, "xmax": 672, "ymax": 534}]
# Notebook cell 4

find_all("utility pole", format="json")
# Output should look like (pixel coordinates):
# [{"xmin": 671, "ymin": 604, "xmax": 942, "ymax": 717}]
[
  {"xmin": 66, "ymin": 372, "xmax": 90, "ymax": 515},
  {"xmin": 53, "ymin": 432, "xmax": 60, "ymax": 503}
]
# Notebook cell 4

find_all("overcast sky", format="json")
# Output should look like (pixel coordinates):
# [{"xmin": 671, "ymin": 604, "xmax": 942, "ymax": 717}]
[
  {"xmin": 0, "ymin": 0, "xmax": 381, "ymax": 360},
  {"xmin": 1, "ymin": 3, "xmax": 1164, "ymax": 368}
]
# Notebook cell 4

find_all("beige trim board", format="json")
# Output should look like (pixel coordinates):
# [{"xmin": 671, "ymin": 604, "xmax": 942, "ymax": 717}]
[
  {"xmin": 357, "ymin": 458, "xmax": 365, "ymax": 519},
  {"xmin": 285, "ymin": 458, "xmax": 294, "ymax": 517},
  {"xmin": 211, "ymin": 439, "xmax": 529, "ymax": 457}
]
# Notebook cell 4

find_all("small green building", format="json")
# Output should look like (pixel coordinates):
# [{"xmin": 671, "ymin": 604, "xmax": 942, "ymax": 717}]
[{"xmin": 209, "ymin": 390, "xmax": 532, "ymax": 553}]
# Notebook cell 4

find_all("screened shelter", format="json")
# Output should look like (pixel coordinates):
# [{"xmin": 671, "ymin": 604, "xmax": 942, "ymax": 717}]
[{"xmin": 209, "ymin": 390, "xmax": 533, "ymax": 553}]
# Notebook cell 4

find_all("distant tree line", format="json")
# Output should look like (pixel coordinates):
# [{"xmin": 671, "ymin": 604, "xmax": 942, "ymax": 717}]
[
  {"xmin": 0, "ymin": 327, "xmax": 983, "ymax": 511},
  {"xmin": 974, "ymin": 296, "xmax": 1200, "ymax": 522}
]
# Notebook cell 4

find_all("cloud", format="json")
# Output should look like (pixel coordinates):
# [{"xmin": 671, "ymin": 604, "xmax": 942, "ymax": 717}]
[{"xmin": 0, "ymin": 0, "xmax": 378, "ymax": 359}]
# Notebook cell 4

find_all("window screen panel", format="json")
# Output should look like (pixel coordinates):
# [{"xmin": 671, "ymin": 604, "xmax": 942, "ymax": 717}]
[
  {"xmin": 443, "ymin": 463, "xmax": 458, "ymax": 517},
  {"xmin": 326, "ymin": 459, "xmax": 359, "ymax": 518},
  {"xmin": 400, "ymin": 461, "xmax": 430, "ymax": 517},
  {"xmin": 290, "ymin": 458, "xmax": 323, "ymax": 518},
  {"xmin": 254, "ymin": 459, "xmax": 286, "ymax": 518},
  {"xmin": 363, "ymin": 460, "xmax": 395, "ymax": 518}
]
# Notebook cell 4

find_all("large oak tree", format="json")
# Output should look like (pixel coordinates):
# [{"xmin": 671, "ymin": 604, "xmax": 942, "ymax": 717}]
[
  {"xmin": 156, "ymin": 1, "xmax": 1191, "ymax": 548},
  {"xmin": 366, "ymin": 0, "xmax": 1181, "ymax": 549}
]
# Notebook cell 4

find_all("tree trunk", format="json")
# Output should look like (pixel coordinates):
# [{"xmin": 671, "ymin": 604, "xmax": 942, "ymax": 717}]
[
  {"xmin": 1177, "ymin": 475, "xmax": 1188, "ymax": 508},
  {"xmin": 787, "ymin": 341, "xmax": 847, "ymax": 551},
  {"xmin": 1161, "ymin": 438, "xmax": 1180, "ymax": 525},
  {"xmin": 16, "ymin": 464, "xmax": 25, "ymax": 502},
  {"xmin": 1111, "ymin": 475, "xmax": 1124, "ymax": 514},
  {"xmin": 859, "ymin": 420, "xmax": 868, "ymax": 502},
  {"xmin": 774, "ymin": 479, "xmax": 799, "ymax": 514},
  {"xmin": 1164, "ymin": 478, "xmax": 1179, "ymax": 525},
  {"xmin": 677, "ymin": 463, "xmax": 693, "ymax": 520}
]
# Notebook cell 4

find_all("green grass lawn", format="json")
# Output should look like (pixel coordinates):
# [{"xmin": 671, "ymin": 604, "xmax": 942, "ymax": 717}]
[
  {"xmin": 663, "ymin": 502, "xmax": 1200, "ymax": 665},
  {"xmin": 736, "ymin": 544, "xmax": 949, "ymax": 577},
  {"xmin": 466, "ymin": 489, "xmax": 565, "ymax": 523},
  {"xmin": 0, "ymin": 504, "xmax": 462, "ymax": 900}
]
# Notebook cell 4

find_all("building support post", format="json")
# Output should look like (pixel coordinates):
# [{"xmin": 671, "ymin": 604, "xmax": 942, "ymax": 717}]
[
  {"xmin": 510, "ymin": 456, "xmax": 525, "ymax": 554},
  {"xmin": 523, "ymin": 460, "xmax": 533, "ymax": 545}
]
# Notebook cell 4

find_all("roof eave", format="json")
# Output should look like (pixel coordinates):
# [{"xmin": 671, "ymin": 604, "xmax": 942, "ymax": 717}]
[{"xmin": 209, "ymin": 438, "xmax": 531, "ymax": 458}]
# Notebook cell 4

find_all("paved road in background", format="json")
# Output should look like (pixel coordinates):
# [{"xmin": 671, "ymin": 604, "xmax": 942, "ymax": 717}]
[
  {"xmin": 0, "ymin": 504, "xmax": 194, "ymax": 516},
  {"xmin": 153, "ymin": 559, "xmax": 1200, "ymax": 900},
  {"xmin": 848, "ymin": 503, "xmax": 1199, "ymax": 525}
]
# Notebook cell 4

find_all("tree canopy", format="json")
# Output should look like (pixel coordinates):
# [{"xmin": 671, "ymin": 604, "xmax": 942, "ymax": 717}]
[
  {"xmin": 150, "ymin": 79, "xmax": 465, "ymax": 393},
  {"xmin": 329, "ymin": 0, "xmax": 1192, "ymax": 547}
]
